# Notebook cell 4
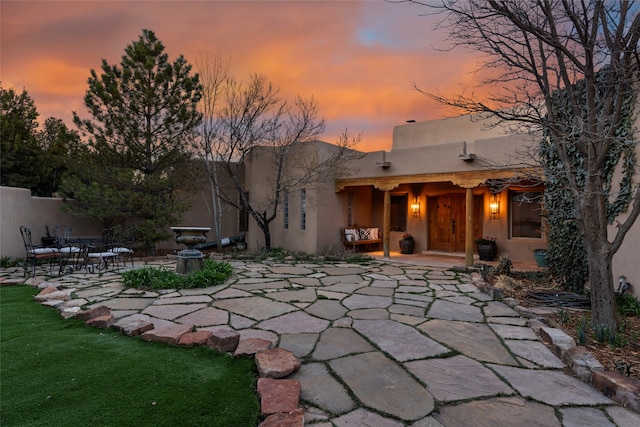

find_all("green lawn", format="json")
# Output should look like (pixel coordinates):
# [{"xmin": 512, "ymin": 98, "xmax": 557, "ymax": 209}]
[{"xmin": 0, "ymin": 285, "xmax": 259, "ymax": 427}]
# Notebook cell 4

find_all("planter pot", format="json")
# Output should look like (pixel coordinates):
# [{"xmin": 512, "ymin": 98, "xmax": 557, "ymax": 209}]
[
  {"xmin": 477, "ymin": 242, "xmax": 497, "ymax": 261},
  {"xmin": 533, "ymin": 249, "xmax": 547, "ymax": 267},
  {"xmin": 399, "ymin": 240, "xmax": 415, "ymax": 254}
]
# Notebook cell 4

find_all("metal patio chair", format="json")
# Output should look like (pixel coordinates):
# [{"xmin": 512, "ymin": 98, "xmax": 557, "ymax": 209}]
[{"xmin": 19, "ymin": 225, "xmax": 61, "ymax": 277}]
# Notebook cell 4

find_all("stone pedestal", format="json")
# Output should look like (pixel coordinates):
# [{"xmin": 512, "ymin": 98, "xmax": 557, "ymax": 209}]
[{"xmin": 170, "ymin": 227, "xmax": 211, "ymax": 275}]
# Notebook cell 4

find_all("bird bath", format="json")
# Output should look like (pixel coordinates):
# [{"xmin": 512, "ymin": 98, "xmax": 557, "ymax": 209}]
[{"xmin": 170, "ymin": 227, "xmax": 211, "ymax": 275}]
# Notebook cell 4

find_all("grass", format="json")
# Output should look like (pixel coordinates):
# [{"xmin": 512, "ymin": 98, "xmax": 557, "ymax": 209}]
[{"xmin": 0, "ymin": 285, "xmax": 260, "ymax": 427}]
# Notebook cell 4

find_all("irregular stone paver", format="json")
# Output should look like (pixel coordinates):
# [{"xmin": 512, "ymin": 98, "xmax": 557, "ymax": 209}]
[
  {"xmin": 154, "ymin": 295, "xmax": 211, "ymax": 304},
  {"xmin": 311, "ymin": 327, "xmax": 375, "ymax": 360},
  {"xmin": 353, "ymin": 319, "xmax": 449, "ymax": 361},
  {"xmin": 174, "ymin": 306, "xmax": 228, "ymax": 326},
  {"xmin": 142, "ymin": 303, "xmax": 206, "ymax": 320},
  {"xmin": 434, "ymin": 396, "xmax": 560, "ymax": 427},
  {"xmin": 290, "ymin": 362, "xmax": 355, "ymax": 414},
  {"xmin": 305, "ymin": 300, "xmax": 348, "ymax": 320},
  {"xmin": 490, "ymin": 323, "xmax": 539, "ymax": 340},
  {"xmin": 489, "ymin": 364, "xmax": 614, "ymax": 406},
  {"xmin": 347, "ymin": 308, "xmax": 389, "ymax": 319},
  {"xmin": 270, "ymin": 288, "xmax": 317, "ymax": 303},
  {"xmin": 278, "ymin": 333, "xmax": 318, "ymax": 358},
  {"xmin": 332, "ymin": 408, "xmax": 404, "ymax": 427},
  {"xmin": 420, "ymin": 319, "xmax": 518, "ymax": 365},
  {"xmin": 504, "ymin": 339, "xmax": 566, "ymax": 368},
  {"xmin": 406, "ymin": 355, "xmax": 513, "ymax": 402},
  {"xmin": 256, "ymin": 311, "xmax": 330, "ymax": 334},
  {"xmin": 483, "ymin": 301, "xmax": 521, "ymax": 317},
  {"xmin": 330, "ymin": 351, "xmax": 434, "ymax": 421},
  {"xmin": 342, "ymin": 294, "xmax": 392, "ymax": 310},
  {"xmin": 560, "ymin": 407, "xmax": 616, "ymax": 427},
  {"xmin": 606, "ymin": 406, "xmax": 640, "ymax": 426},
  {"xmin": 212, "ymin": 296, "xmax": 296, "ymax": 320},
  {"xmin": 91, "ymin": 297, "xmax": 155, "ymax": 310},
  {"xmin": 426, "ymin": 299, "xmax": 484, "ymax": 322}
]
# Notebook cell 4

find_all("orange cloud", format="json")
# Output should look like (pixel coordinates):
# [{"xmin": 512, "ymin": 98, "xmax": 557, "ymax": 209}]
[{"xmin": 1, "ymin": 0, "xmax": 485, "ymax": 152}]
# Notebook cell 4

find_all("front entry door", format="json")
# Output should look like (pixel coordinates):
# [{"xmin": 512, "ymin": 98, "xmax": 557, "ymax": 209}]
[{"xmin": 428, "ymin": 194, "xmax": 482, "ymax": 252}]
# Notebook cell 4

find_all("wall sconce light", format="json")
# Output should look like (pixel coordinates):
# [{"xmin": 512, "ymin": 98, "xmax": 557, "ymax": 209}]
[
  {"xmin": 490, "ymin": 193, "xmax": 500, "ymax": 219},
  {"xmin": 411, "ymin": 196, "xmax": 421, "ymax": 218}
]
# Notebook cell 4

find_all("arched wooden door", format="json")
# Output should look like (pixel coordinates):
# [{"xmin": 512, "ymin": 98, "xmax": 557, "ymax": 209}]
[{"xmin": 428, "ymin": 193, "xmax": 482, "ymax": 252}]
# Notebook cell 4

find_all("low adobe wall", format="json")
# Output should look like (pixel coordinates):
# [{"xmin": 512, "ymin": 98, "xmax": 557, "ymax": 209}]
[{"xmin": 0, "ymin": 187, "xmax": 102, "ymax": 259}]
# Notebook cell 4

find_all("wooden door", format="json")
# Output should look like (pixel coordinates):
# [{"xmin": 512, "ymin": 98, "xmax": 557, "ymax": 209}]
[{"xmin": 429, "ymin": 194, "xmax": 482, "ymax": 252}]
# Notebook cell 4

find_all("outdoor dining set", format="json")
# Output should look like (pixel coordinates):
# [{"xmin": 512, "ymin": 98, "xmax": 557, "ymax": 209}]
[{"xmin": 19, "ymin": 224, "xmax": 136, "ymax": 277}]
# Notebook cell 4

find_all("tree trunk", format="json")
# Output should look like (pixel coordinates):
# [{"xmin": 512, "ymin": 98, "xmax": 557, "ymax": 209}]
[{"xmin": 578, "ymin": 190, "xmax": 618, "ymax": 332}]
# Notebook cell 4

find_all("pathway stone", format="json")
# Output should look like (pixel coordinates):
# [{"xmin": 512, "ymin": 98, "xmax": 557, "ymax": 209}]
[
  {"xmin": 290, "ymin": 362, "xmax": 355, "ymax": 414},
  {"xmin": 490, "ymin": 323, "xmax": 539, "ymax": 340},
  {"xmin": 212, "ymin": 296, "xmax": 296, "ymax": 320},
  {"xmin": 311, "ymin": 327, "xmax": 375, "ymax": 360},
  {"xmin": 304, "ymin": 300, "xmax": 348, "ymax": 320},
  {"xmin": 406, "ymin": 355, "xmax": 513, "ymax": 402},
  {"xmin": 332, "ymin": 408, "xmax": 404, "ymax": 427},
  {"xmin": 174, "ymin": 306, "xmax": 228, "ymax": 326},
  {"xmin": 420, "ymin": 319, "xmax": 518, "ymax": 365},
  {"xmin": 330, "ymin": 351, "xmax": 434, "ymax": 421},
  {"xmin": 483, "ymin": 300, "xmax": 521, "ymax": 317},
  {"xmin": 270, "ymin": 288, "xmax": 317, "ymax": 303},
  {"xmin": 560, "ymin": 407, "xmax": 616, "ymax": 427},
  {"xmin": 504, "ymin": 339, "xmax": 566, "ymax": 368},
  {"xmin": 278, "ymin": 333, "xmax": 318, "ymax": 358},
  {"xmin": 353, "ymin": 319, "xmax": 449, "ymax": 361},
  {"xmin": 426, "ymin": 299, "xmax": 484, "ymax": 322},
  {"xmin": 434, "ymin": 396, "xmax": 560, "ymax": 427},
  {"xmin": 342, "ymin": 294, "xmax": 392, "ymax": 310},
  {"xmin": 142, "ymin": 303, "xmax": 206, "ymax": 320},
  {"xmin": 489, "ymin": 364, "xmax": 615, "ymax": 406},
  {"xmin": 256, "ymin": 311, "xmax": 329, "ymax": 334}
]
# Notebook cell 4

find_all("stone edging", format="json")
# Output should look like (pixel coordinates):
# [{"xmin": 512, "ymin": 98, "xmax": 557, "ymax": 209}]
[
  {"xmin": 24, "ymin": 279, "xmax": 304, "ymax": 427},
  {"xmin": 472, "ymin": 274, "xmax": 640, "ymax": 413}
]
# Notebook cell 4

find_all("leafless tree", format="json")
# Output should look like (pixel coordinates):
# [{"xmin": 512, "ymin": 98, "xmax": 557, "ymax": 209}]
[
  {"xmin": 193, "ymin": 61, "xmax": 361, "ymax": 250},
  {"xmin": 402, "ymin": 0, "xmax": 640, "ymax": 331},
  {"xmin": 194, "ymin": 52, "xmax": 232, "ymax": 250}
]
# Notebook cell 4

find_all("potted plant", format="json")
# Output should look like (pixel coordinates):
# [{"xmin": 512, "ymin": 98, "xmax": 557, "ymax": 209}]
[
  {"xmin": 475, "ymin": 236, "xmax": 497, "ymax": 261},
  {"xmin": 399, "ymin": 233, "xmax": 415, "ymax": 254},
  {"xmin": 533, "ymin": 248, "xmax": 547, "ymax": 267}
]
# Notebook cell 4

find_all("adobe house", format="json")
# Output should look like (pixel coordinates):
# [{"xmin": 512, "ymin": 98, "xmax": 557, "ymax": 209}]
[{"xmin": 245, "ymin": 114, "xmax": 547, "ymax": 266}]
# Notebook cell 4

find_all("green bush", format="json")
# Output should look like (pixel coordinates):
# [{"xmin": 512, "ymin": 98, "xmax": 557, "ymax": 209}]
[{"xmin": 122, "ymin": 259, "xmax": 232, "ymax": 290}]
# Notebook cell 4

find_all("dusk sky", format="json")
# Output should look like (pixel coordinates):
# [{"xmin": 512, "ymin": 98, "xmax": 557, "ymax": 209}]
[{"xmin": 1, "ymin": 0, "xmax": 483, "ymax": 152}]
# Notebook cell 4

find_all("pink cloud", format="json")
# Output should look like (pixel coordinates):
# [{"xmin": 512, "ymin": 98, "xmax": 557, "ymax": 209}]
[{"xmin": 1, "ymin": 0, "xmax": 481, "ymax": 151}]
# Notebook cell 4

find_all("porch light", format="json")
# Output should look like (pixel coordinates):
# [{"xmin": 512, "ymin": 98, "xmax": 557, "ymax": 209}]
[
  {"xmin": 411, "ymin": 196, "xmax": 421, "ymax": 218},
  {"xmin": 490, "ymin": 193, "xmax": 500, "ymax": 219}
]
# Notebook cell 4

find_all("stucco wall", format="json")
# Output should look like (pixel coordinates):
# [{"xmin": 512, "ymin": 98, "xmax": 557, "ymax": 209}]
[{"xmin": 0, "ymin": 186, "xmax": 102, "ymax": 259}]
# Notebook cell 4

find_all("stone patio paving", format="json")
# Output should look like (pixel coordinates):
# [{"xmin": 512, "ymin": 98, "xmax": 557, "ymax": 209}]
[{"xmin": 2, "ymin": 256, "xmax": 638, "ymax": 426}]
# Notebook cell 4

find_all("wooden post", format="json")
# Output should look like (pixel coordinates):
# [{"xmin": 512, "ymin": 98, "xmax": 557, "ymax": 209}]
[
  {"xmin": 383, "ymin": 190, "xmax": 390, "ymax": 258},
  {"xmin": 465, "ymin": 187, "xmax": 474, "ymax": 266}
]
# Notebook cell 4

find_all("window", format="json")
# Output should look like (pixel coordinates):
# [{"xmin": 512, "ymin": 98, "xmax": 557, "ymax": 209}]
[
  {"xmin": 300, "ymin": 188, "xmax": 306, "ymax": 230},
  {"xmin": 239, "ymin": 192, "xmax": 249, "ymax": 232},
  {"xmin": 510, "ymin": 191, "xmax": 543, "ymax": 238},
  {"xmin": 390, "ymin": 194, "xmax": 408, "ymax": 232},
  {"xmin": 283, "ymin": 191, "xmax": 289, "ymax": 229}
]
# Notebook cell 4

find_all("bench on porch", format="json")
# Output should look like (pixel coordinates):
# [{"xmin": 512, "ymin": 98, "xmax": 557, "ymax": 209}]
[{"xmin": 342, "ymin": 227, "xmax": 382, "ymax": 251}]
